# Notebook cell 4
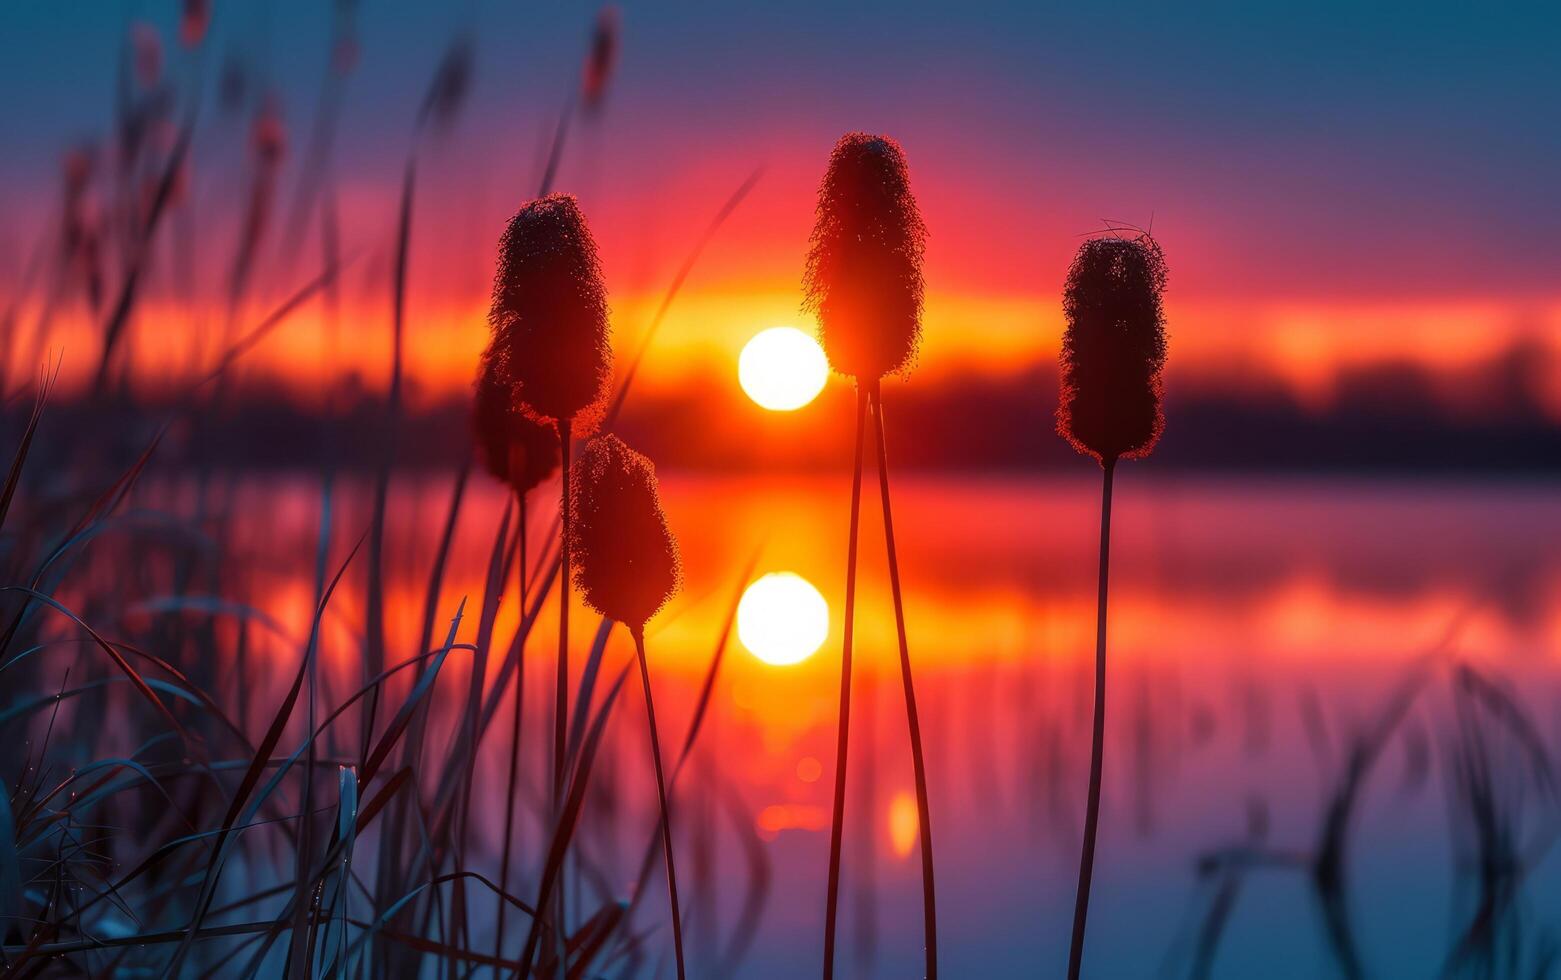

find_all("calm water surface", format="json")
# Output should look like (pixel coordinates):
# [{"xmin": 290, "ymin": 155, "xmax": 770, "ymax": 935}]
[{"xmin": 194, "ymin": 474, "xmax": 1561, "ymax": 977}]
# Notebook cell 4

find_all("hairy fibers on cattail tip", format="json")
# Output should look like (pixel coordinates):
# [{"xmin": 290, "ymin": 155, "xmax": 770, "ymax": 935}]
[
  {"xmin": 489, "ymin": 194, "xmax": 612, "ymax": 429},
  {"xmin": 568, "ymin": 435, "xmax": 681, "ymax": 630},
  {"xmin": 473, "ymin": 353, "xmax": 561, "ymax": 495},
  {"xmin": 803, "ymin": 132, "xmax": 926, "ymax": 380},
  {"xmin": 1057, "ymin": 234, "xmax": 1168, "ymax": 464}
]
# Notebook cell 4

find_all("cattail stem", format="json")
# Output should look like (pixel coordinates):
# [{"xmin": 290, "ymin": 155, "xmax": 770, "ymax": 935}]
[
  {"xmin": 633, "ymin": 626, "xmax": 688, "ymax": 980},
  {"xmin": 496, "ymin": 492, "xmax": 527, "ymax": 965},
  {"xmin": 869, "ymin": 381, "xmax": 937, "ymax": 979},
  {"xmin": 1067, "ymin": 455, "xmax": 1116, "ymax": 980},
  {"xmin": 554, "ymin": 416, "xmax": 572, "ymax": 956},
  {"xmin": 555, "ymin": 417, "xmax": 572, "ymax": 808},
  {"xmin": 823, "ymin": 384, "xmax": 869, "ymax": 980}
]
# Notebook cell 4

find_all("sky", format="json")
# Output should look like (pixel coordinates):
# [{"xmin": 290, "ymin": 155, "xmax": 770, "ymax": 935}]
[{"xmin": 2, "ymin": 1, "xmax": 1560, "ymax": 405}]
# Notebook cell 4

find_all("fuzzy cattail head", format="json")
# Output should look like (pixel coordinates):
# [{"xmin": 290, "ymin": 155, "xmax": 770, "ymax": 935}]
[
  {"xmin": 803, "ymin": 132, "xmax": 926, "ymax": 380},
  {"xmin": 568, "ymin": 434, "xmax": 681, "ymax": 631},
  {"xmin": 1056, "ymin": 233, "xmax": 1168, "ymax": 464},
  {"xmin": 488, "ymin": 193, "xmax": 612, "ymax": 429},
  {"xmin": 473, "ymin": 353, "xmax": 561, "ymax": 496}
]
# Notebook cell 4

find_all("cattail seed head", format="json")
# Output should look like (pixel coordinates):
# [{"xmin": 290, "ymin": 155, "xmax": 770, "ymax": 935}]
[
  {"xmin": 418, "ymin": 35, "xmax": 474, "ymax": 133},
  {"xmin": 803, "ymin": 132, "xmax": 926, "ymax": 380},
  {"xmin": 568, "ymin": 434, "xmax": 681, "ymax": 631},
  {"xmin": 473, "ymin": 353, "xmax": 561, "ymax": 496},
  {"xmin": 488, "ymin": 193, "xmax": 612, "ymax": 430},
  {"xmin": 1056, "ymin": 233, "xmax": 1168, "ymax": 464},
  {"xmin": 581, "ymin": 6, "xmax": 621, "ymax": 113},
  {"xmin": 180, "ymin": 0, "xmax": 211, "ymax": 48},
  {"xmin": 130, "ymin": 22, "xmax": 164, "ymax": 90}
]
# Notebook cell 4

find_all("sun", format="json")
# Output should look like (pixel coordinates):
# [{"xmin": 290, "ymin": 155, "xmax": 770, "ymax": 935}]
[
  {"xmin": 737, "ymin": 572, "xmax": 829, "ymax": 666},
  {"xmin": 738, "ymin": 327, "xmax": 829, "ymax": 411}
]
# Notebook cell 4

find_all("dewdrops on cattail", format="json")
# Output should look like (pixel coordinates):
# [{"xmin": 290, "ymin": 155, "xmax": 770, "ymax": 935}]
[
  {"xmin": 488, "ymin": 194, "xmax": 612, "ymax": 430},
  {"xmin": 803, "ymin": 132, "xmax": 927, "ymax": 381},
  {"xmin": 1056, "ymin": 234, "xmax": 1168, "ymax": 465},
  {"xmin": 581, "ymin": 6, "xmax": 621, "ymax": 113},
  {"xmin": 568, "ymin": 435, "xmax": 681, "ymax": 631},
  {"xmin": 473, "ymin": 354, "xmax": 561, "ymax": 496}
]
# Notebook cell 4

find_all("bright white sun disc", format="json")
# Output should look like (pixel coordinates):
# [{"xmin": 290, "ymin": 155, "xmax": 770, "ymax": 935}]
[
  {"xmin": 737, "ymin": 572, "xmax": 829, "ymax": 666},
  {"xmin": 738, "ymin": 327, "xmax": 829, "ymax": 411}
]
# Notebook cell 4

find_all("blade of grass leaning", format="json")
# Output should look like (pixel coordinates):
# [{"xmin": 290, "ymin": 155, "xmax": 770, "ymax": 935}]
[
  {"xmin": 361, "ymin": 159, "xmax": 417, "ymax": 769},
  {"xmin": 517, "ymin": 664, "xmax": 630, "ymax": 978},
  {"xmin": 161, "ymin": 530, "xmax": 366, "ymax": 978},
  {"xmin": 0, "ymin": 362, "xmax": 54, "ymax": 535},
  {"xmin": 231, "ymin": 607, "xmax": 472, "ymax": 979},
  {"xmin": 497, "ymin": 492, "xmax": 530, "ymax": 965}
]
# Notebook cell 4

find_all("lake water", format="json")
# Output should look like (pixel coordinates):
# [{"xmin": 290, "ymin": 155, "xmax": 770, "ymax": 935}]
[{"xmin": 154, "ymin": 473, "xmax": 1561, "ymax": 977}]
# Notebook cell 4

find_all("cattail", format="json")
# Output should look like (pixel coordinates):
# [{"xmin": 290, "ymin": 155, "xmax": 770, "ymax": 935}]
[
  {"xmin": 179, "ymin": 0, "xmax": 211, "ymax": 48},
  {"xmin": 476, "ymin": 348, "xmax": 558, "ymax": 968},
  {"xmin": 487, "ymin": 192, "xmax": 610, "ymax": 845},
  {"xmin": 567, "ymin": 434, "xmax": 680, "ymax": 631},
  {"xmin": 472, "ymin": 354, "xmax": 560, "ymax": 496},
  {"xmin": 417, "ymin": 35, "xmax": 474, "ymax": 133},
  {"xmin": 803, "ymin": 132, "xmax": 926, "ymax": 381},
  {"xmin": 61, "ymin": 147, "xmax": 104, "ymax": 312},
  {"xmin": 219, "ymin": 53, "xmax": 248, "ymax": 116},
  {"xmin": 130, "ymin": 22, "xmax": 163, "ymax": 90},
  {"xmin": 1058, "ymin": 230, "xmax": 1168, "ymax": 980},
  {"xmin": 567, "ymin": 432, "xmax": 686, "ymax": 978},
  {"xmin": 251, "ymin": 97, "xmax": 288, "ymax": 166},
  {"xmin": 229, "ymin": 96, "xmax": 286, "ymax": 306},
  {"xmin": 806, "ymin": 131, "xmax": 937, "ymax": 980},
  {"xmin": 488, "ymin": 194, "xmax": 612, "ymax": 429},
  {"xmin": 1057, "ymin": 234, "xmax": 1168, "ymax": 465},
  {"xmin": 581, "ymin": 6, "xmax": 621, "ymax": 113}
]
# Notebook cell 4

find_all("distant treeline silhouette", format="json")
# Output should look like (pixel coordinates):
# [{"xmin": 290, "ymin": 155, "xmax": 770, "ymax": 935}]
[{"xmin": 27, "ymin": 343, "xmax": 1560, "ymax": 474}]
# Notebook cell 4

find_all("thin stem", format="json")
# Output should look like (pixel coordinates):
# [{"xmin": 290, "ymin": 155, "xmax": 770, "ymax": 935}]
[
  {"xmin": 555, "ymin": 418, "xmax": 572, "ymax": 808},
  {"xmin": 555, "ymin": 416, "xmax": 572, "ymax": 960},
  {"xmin": 1067, "ymin": 456, "xmax": 1116, "ymax": 980},
  {"xmin": 823, "ymin": 384, "xmax": 869, "ymax": 980},
  {"xmin": 869, "ymin": 382, "xmax": 938, "ymax": 979},
  {"xmin": 496, "ymin": 492, "xmax": 527, "ymax": 966},
  {"xmin": 633, "ymin": 627, "xmax": 688, "ymax": 980}
]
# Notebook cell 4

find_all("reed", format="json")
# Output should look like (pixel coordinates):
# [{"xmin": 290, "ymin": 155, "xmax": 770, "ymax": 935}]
[
  {"xmin": 486, "ymin": 192, "xmax": 612, "ymax": 812},
  {"xmin": 1057, "ymin": 230, "xmax": 1168, "ymax": 980},
  {"xmin": 472, "ymin": 353, "xmax": 559, "ymax": 964},
  {"xmin": 804, "ymin": 131, "xmax": 936, "ymax": 979},
  {"xmin": 568, "ymin": 433, "xmax": 686, "ymax": 978}
]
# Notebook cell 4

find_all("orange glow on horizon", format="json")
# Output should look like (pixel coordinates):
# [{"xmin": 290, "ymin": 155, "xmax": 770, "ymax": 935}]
[{"xmin": 7, "ymin": 290, "xmax": 1560, "ymax": 421}]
